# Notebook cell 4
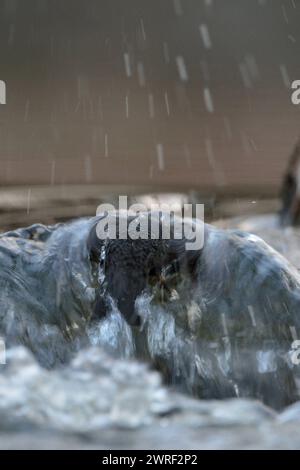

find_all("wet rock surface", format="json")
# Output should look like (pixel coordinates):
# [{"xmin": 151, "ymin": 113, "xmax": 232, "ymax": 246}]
[
  {"xmin": 0, "ymin": 346, "xmax": 300, "ymax": 449},
  {"xmin": 217, "ymin": 213, "xmax": 300, "ymax": 269}
]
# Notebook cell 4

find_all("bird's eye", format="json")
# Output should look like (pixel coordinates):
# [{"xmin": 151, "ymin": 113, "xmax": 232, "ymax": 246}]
[{"xmin": 148, "ymin": 267, "xmax": 157, "ymax": 277}]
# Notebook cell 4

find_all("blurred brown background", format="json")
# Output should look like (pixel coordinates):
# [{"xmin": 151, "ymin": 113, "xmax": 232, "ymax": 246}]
[{"xmin": 0, "ymin": 0, "xmax": 300, "ymax": 194}]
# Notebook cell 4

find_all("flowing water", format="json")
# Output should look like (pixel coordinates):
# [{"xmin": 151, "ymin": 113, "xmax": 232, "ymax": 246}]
[{"xmin": 1, "ymin": 215, "xmax": 300, "ymax": 448}]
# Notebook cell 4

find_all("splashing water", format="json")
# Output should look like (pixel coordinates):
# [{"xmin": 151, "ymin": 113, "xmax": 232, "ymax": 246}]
[
  {"xmin": 88, "ymin": 299, "xmax": 135, "ymax": 359},
  {"xmin": 0, "ymin": 218, "xmax": 300, "ymax": 409}
]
